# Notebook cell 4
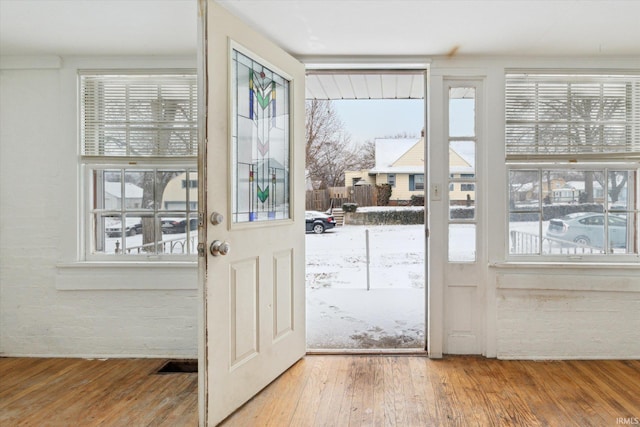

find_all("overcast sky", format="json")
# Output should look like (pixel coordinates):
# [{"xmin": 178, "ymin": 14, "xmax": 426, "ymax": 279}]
[
  {"xmin": 332, "ymin": 99, "xmax": 425, "ymax": 145},
  {"xmin": 332, "ymin": 97, "xmax": 475, "ymax": 166}
]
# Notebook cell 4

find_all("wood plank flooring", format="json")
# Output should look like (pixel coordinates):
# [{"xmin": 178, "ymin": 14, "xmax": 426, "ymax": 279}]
[
  {"xmin": 221, "ymin": 355, "xmax": 640, "ymax": 427},
  {"xmin": 0, "ymin": 357, "xmax": 198, "ymax": 427},
  {"xmin": 1, "ymin": 355, "xmax": 639, "ymax": 426}
]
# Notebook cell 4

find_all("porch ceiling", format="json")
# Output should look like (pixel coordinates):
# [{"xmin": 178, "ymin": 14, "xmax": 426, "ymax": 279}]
[{"xmin": 306, "ymin": 70, "xmax": 425, "ymax": 100}]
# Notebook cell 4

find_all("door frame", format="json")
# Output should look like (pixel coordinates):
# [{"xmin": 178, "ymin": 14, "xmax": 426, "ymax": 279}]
[{"xmin": 304, "ymin": 63, "xmax": 431, "ymax": 354}]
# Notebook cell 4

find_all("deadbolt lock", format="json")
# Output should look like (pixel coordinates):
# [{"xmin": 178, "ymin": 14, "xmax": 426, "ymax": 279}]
[{"xmin": 210, "ymin": 212, "xmax": 224, "ymax": 225}]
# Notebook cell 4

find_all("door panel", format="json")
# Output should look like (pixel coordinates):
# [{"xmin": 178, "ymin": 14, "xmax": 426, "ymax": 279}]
[
  {"xmin": 273, "ymin": 250, "xmax": 294, "ymax": 340},
  {"xmin": 437, "ymin": 79, "xmax": 484, "ymax": 355},
  {"xmin": 229, "ymin": 258, "xmax": 259, "ymax": 367},
  {"xmin": 204, "ymin": 1, "xmax": 306, "ymax": 424}
]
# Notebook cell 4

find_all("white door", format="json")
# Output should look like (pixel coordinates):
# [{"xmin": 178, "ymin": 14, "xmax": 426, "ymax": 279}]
[
  {"xmin": 429, "ymin": 78, "xmax": 484, "ymax": 357},
  {"xmin": 202, "ymin": 2, "xmax": 306, "ymax": 425}
]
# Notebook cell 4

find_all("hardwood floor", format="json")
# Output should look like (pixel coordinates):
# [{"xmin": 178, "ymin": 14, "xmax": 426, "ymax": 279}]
[
  {"xmin": 221, "ymin": 355, "xmax": 640, "ymax": 427},
  {"xmin": 1, "ymin": 355, "xmax": 639, "ymax": 426},
  {"xmin": 0, "ymin": 357, "xmax": 198, "ymax": 427}
]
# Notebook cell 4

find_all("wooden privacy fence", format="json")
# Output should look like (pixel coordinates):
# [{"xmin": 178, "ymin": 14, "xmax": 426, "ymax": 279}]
[{"xmin": 306, "ymin": 185, "xmax": 375, "ymax": 211}]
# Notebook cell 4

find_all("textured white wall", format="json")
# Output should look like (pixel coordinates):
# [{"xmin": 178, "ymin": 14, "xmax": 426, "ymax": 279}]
[
  {"xmin": 0, "ymin": 57, "xmax": 199, "ymax": 358},
  {"xmin": 2, "ymin": 55, "xmax": 639, "ymax": 360},
  {"xmin": 495, "ymin": 271, "xmax": 640, "ymax": 359}
]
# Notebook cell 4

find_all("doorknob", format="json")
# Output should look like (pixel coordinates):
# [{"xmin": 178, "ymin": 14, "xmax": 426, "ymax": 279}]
[{"xmin": 209, "ymin": 240, "xmax": 231, "ymax": 256}]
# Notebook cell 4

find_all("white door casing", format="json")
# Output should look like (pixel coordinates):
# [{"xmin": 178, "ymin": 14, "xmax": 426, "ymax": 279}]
[{"xmin": 202, "ymin": 1, "xmax": 306, "ymax": 425}]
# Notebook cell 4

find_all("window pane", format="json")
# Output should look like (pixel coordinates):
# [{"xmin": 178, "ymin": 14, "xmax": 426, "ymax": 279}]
[
  {"xmin": 608, "ymin": 213, "xmax": 630, "ymax": 254},
  {"xmin": 546, "ymin": 211, "xmax": 606, "ymax": 253},
  {"xmin": 95, "ymin": 214, "xmax": 121, "ymax": 254},
  {"xmin": 160, "ymin": 214, "xmax": 192, "ymax": 255},
  {"xmin": 99, "ymin": 170, "xmax": 123, "ymax": 210},
  {"xmin": 387, "ymin": 174, "xmax": 396, "ymax": 187},
  {"xmin": 450, "ymin": 184, "xmax": 475, "ymax": 220},
  {"xmin": 449, "ymin": 87, "xmax": 475, "ymax": 137},
  {"xmin": 608, "ymin": 170, "xmax": 634, "ymax": 211},
  {"xmin": 124, "ymin": 170, "xmax": 152, "ymax": 210},
  {"xmin": 449, "ymin": 141, "xmax": 475, "ymax": 178},
  {"xmin": 449, "ymin": 224, "xmax": 476, "ymax": 262},
  {"xmin": 95, "ymin": 214, "xmax": 149, "ymax": 255},
  {"xmin": 509, "ymin": 170, "xmax": 539, "ymax": 211},
  {"xmin": 509, "ymin": 213, "xmax": 540, "ymax": 255},
  {"xmin": 232, "ymin": 49, "xmax": 290, "ymax": 223},
  {"xmin": 158, "ymin": 170, "xmax": 187, "ymax": 211},
  {"xmin": 415, "ymin": 174, "xmax": 424, "ymax": 189},
  {"xmin": 121, "ymin": 215, "xmax": 155, "ymax": 255}
]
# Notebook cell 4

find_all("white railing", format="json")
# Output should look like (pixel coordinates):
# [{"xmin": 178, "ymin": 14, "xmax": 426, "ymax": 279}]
[
  {"xmin": 115, "ymin": 235, "xmax": 197, "ymax": 255},
  {"xmin": 510, "ymin": 230, "xmax": 605, "ymax": 255}
]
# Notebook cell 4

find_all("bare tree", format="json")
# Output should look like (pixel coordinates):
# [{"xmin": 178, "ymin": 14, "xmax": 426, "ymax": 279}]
[
  {"xmin": 541, "ymin": 85, "xmax": 624, "ymax": 203},
  {"xmin": 357, "ymin": 139, "xmax": 376, "ymax": 170},
  {"xmin": 305, "ymin": 100, "xmax": 369, "ymax": 189}
]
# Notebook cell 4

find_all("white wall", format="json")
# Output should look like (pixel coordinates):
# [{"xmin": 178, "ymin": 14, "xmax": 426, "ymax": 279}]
[
  {"xmin": 428, "ymin": 56, "xmax": 640, "ymax": 360},
  {"xmin": 2, "ymin": 54, "xmax": 639, "ymax": 360},
  {"xmin": 495, "ymin": 268, "xmax": 640, "ymax": 359},
  {"xmin": 0, "ymin": 56, "xmax": 198, "ymax": 358}
]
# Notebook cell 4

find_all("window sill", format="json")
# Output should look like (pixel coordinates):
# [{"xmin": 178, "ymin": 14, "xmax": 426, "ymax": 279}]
[
  {"xmin": 56, "ymin": 261, "xmax": 198, "ymax": 290},
  {"xmin": 58, "ymin": 261, "xmax": 197, "ymax": 269},
  {"xmin": 490, "ymin": 261, "xmax": 640, "ymax": 270},
  {"xmin": 490, "ymin": 261, "xmax": 640, "ymax": 293}
]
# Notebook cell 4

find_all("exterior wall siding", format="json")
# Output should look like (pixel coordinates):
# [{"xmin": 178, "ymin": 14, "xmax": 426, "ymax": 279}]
[{"xmin": 392, "ymin": 139, "xmax": 423, "ymax": 167}]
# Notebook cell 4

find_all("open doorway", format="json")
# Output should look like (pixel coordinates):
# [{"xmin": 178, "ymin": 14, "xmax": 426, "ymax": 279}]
[{"xmin": 304, "ymin": 70, "xmax": 427, "ymax": 351}]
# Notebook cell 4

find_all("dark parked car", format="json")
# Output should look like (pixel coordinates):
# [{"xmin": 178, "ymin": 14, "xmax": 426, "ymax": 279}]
[
  {"xmin": 105, "ymin": 218, "xmax": 142, "ymax": 237},
  {"xmin": 546, "ymin": 212, "xmax": 627, "ymax": 248},
  {"xmin": 162, "ymin": 218, "xmax": 199, "ymax": 234},
  {"xmin": 305, "ymin": 211, "xmax": 337, "ymax": 234}
]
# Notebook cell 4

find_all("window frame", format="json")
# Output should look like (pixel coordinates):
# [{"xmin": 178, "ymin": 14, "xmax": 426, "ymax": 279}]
[
  {"xmin": 387, "ymin": 173, "xmax": 396, "ymax": 187},
  {"xmin": 409, "ymin": 174, "xmax": 425, "ymax": 191},
  {"xmin": 78, "ymin": 70, "xmax": 198, "ymax": 263},
  {"xmin": 506, "ymin": 162, "xmax": 639, "ymax": 261},
  {"xmin": 504, "ymin": 71, "xmax": 640, "ymax": 263}
]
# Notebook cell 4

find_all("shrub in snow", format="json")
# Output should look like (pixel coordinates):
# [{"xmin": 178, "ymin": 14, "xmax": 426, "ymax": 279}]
[
  {"xmin": 376, "ymin": 184, "xmax": 392, "ymax": 206},
  {"xmin": 342, "ymin": 203, "xmax": 358, "ymax": 213},
  {"xmin": 410, "ymin": 195, "xmax": 424, "ymax": 206}
]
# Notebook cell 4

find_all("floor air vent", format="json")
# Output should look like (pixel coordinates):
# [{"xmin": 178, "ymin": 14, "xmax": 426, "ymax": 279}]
[{"xmin": 156, "ymin": 359, "xmax": 198, "ymax": 374}]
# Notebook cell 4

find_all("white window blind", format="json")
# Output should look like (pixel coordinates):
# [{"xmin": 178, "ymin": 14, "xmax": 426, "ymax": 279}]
[
  {"xmin": 506, "ymin": 73, "xmax": 640, "ymax": 160},
  {"xmin": 81, "ymin": 72, "xmax": 197, "ymax": 157}
]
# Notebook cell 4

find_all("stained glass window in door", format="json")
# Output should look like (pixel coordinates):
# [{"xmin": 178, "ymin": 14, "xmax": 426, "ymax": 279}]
[{"xmin": 231, "ymin": 49, "xmax": 290, "ymax": 223}]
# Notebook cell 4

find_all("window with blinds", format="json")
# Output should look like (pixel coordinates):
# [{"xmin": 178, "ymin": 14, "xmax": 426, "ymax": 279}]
[
  {"xmin": 505, "ymin": 73, "xmax": 640, "ymax": 160},
  {"xmin": 79, "ymin": 71, "xmax": 199, "ymax": 260},
  {"xmin": 80, "ymin": 72, "xmax": 198, "ymax": 157}
]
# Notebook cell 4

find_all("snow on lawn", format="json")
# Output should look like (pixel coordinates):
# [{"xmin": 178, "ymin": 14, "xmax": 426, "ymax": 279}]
[
  {"xmin": 307, "ymin": 288, "xmax": 425, "ymax": 349},
  {"xmin": 306, "ymin": 224, "xmax": 425, "ymax": 290},
  {"xmin": 306, "ymin": 224, "xmax": 425, "ymax": 349}
]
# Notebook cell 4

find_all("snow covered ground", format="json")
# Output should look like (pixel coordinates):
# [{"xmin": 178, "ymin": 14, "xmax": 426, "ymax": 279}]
[{"xmin": 306, "ymin": 224, "xmax": 426, "ymax": 349}]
